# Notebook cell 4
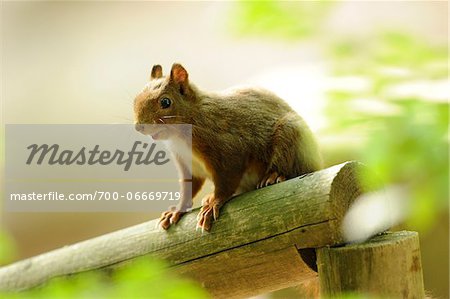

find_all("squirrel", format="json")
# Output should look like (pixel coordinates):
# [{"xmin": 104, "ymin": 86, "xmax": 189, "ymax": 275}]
[{"xmin": 134, "ymin": 63, "xmax": 322, "ymax": 232}]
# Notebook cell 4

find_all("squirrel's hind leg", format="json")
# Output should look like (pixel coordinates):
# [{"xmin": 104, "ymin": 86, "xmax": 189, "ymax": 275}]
[{"xmin": 261, "ymin": 112, "xmax": 322, "ymax": 187}]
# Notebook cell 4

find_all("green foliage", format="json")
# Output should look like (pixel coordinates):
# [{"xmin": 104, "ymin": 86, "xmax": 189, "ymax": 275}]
[
  {"xmin": 1, "ymin": 257, "xmax": 210, "ymax": 299},
  {"xmin": 0, "ymin": 233, "xmax": 208, "ymax": 299},
  {"xmin": 0, "ymin": 230, "xmax": 17, "ymax": 265},
  {"xmin": 329, "ymin": 32, "xmax": 447, "ymax": 79},
  {"xmin": 229, "ymin": 1, "xmax": 334, "ymax": 40},
  {"xmin": 326, "ymin": 32, "xmax": 448, "ymax": 230},
  {"xmin": 231, "ymin": 2, "xmax": 449, "ymax": 231},
  {"xmin": 360, "ymin": 99, "xmax": 448, "ymax": 229}
]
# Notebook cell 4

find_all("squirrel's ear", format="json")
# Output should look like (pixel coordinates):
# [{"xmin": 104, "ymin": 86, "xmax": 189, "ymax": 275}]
[
  {"xmin": 170, "ymin": 63, "xmax": 189, "ymax": 88},
  {"xmin": 150, "ymin": 65, "xmax": 163, "ymax": 80}
]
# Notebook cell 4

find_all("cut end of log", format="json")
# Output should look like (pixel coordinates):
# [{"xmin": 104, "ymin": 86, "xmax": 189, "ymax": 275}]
[
  {"xmin": 317, "ymin": 231, "xmax": 425, "ymax": 298},
  {"xmin": 0, "ymin": 161, "xmax": 401, "ymax": 299}
]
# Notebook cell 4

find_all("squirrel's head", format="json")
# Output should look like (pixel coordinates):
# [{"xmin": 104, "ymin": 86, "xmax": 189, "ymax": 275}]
[{"xmin": 134, "ymin": 63, "xmax": 196, "ymax": 139}]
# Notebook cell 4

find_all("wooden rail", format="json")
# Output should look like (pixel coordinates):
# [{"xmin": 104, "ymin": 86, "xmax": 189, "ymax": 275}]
[{"xmin": 0, "ymin": 161, "xmax": 425, "ymax": 298}]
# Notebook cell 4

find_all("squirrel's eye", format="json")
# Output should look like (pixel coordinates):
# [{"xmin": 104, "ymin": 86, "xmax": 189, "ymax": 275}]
[{"xmin": 160, "ymin": 98, "xmax": 171, "ymax": 109}]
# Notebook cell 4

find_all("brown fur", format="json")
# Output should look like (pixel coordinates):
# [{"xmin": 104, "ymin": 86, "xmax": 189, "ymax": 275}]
[{"xmin": 134, "ymin": 63, "xmax": 322, "ymax": 231}]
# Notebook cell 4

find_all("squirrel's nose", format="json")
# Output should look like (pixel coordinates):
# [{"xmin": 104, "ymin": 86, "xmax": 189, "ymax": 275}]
[{"xmin": 135, "ymin": 124, "xmax": 145, "ymax": 133}]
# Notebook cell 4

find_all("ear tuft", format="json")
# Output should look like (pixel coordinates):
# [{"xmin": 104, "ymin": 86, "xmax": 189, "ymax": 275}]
[
  {"xmin": 170, "ymin": 63, "xmax": 188, "ymax": 85},
  {"xmin": 150, "ymin": 65, "xmax": 163, "ymax": 80}
]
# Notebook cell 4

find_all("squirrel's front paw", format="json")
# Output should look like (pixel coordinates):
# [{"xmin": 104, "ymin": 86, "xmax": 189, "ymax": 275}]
[
  {"xmin": 158, "ymin": 206, "xmax": 186, "ymax": 230},
  {"xmin": 197, "ymin": 194, "xmax": 221, "ymax": 232}
]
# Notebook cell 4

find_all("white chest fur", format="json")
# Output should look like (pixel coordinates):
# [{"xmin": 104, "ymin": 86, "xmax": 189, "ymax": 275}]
[
  {"xmin": 163, "ymin": 138, "xmax": 212, "ymax": 180},
  {"xmin": 164, "ymin": 137, "xmax": 259, "ymax": 195}
]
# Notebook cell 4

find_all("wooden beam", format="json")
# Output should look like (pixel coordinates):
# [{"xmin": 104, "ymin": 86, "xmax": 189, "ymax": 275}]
[
  {"xmin": 0, "ymin": 161, "xmax": 364, "ymax": 298},
  {"xmin": 317, "ymin": 231, "xmax": 425, "ymax": 298}
]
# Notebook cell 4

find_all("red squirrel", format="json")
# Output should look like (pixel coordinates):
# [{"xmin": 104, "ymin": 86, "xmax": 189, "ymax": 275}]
[{"xmin": 134, "ymin": 63, "xmax": 322, "ymax": 231}]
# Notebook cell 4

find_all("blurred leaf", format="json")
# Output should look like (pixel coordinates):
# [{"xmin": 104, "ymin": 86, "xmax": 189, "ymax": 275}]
[
  {"xmin": 0, "ymin": 230, "xmax": 16, "ymax": 265},
  {"xmin": 231, "ymin": 0, "xmax": 449, "ymax": 231},
  {"xmin": 1, "ymin": 257, "xmax": 210, "ymax": 299},
  {"xmin": 329, "ymin": 31, "xmax": 447, "ymax": 78},
  {"xmin": 229, "ymin": 1, "xmax": 334, "ymax": 40},
  {"xmin": 357, "ymin": 100, "xmax": 449, "ymax": 229},
  {"xmin": 324, "ymin": 29, "xmax": 448, "ymax": 231}
]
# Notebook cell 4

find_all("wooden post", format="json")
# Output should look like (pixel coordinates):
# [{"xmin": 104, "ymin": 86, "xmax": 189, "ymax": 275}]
[
  {"xmin": 317, "ymin": 231, "xmax": 425, "ymax": 298},
  {"xmin": 0, "ymin": 162, "xmax": 364, "ymax": 298}
]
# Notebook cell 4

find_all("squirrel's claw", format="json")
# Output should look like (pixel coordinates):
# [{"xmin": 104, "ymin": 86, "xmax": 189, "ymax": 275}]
[
  {"xmin": 213, "ymin": 205, "xmax": 220, "ymax": 221},
  {"xmin": 170, "ymin": 211, "xmax": 182, "ymax": 224},
  {"xmin": 197, "ymin": 207, "xmax": 213, "ymax": 232},
  {"xmin": 158, "ymin": 208, "xmax": 186, "ymax": 230},
  {"xmin": 197, "ymin": 194, "xmax": 221, "ymax": 232},
  {"xmin": 257, "ymin": 172, "xmax": 286, "ymax": 189}
]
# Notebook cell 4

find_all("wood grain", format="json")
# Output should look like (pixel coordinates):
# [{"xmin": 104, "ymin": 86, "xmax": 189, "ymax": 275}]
[
  {"xmin": 317, "ymin": 231, "xmax": 425, "ymax": 298},
  {"xmin": 0, "ymin": 161, "xmax": 364, "ymax": 298}
]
